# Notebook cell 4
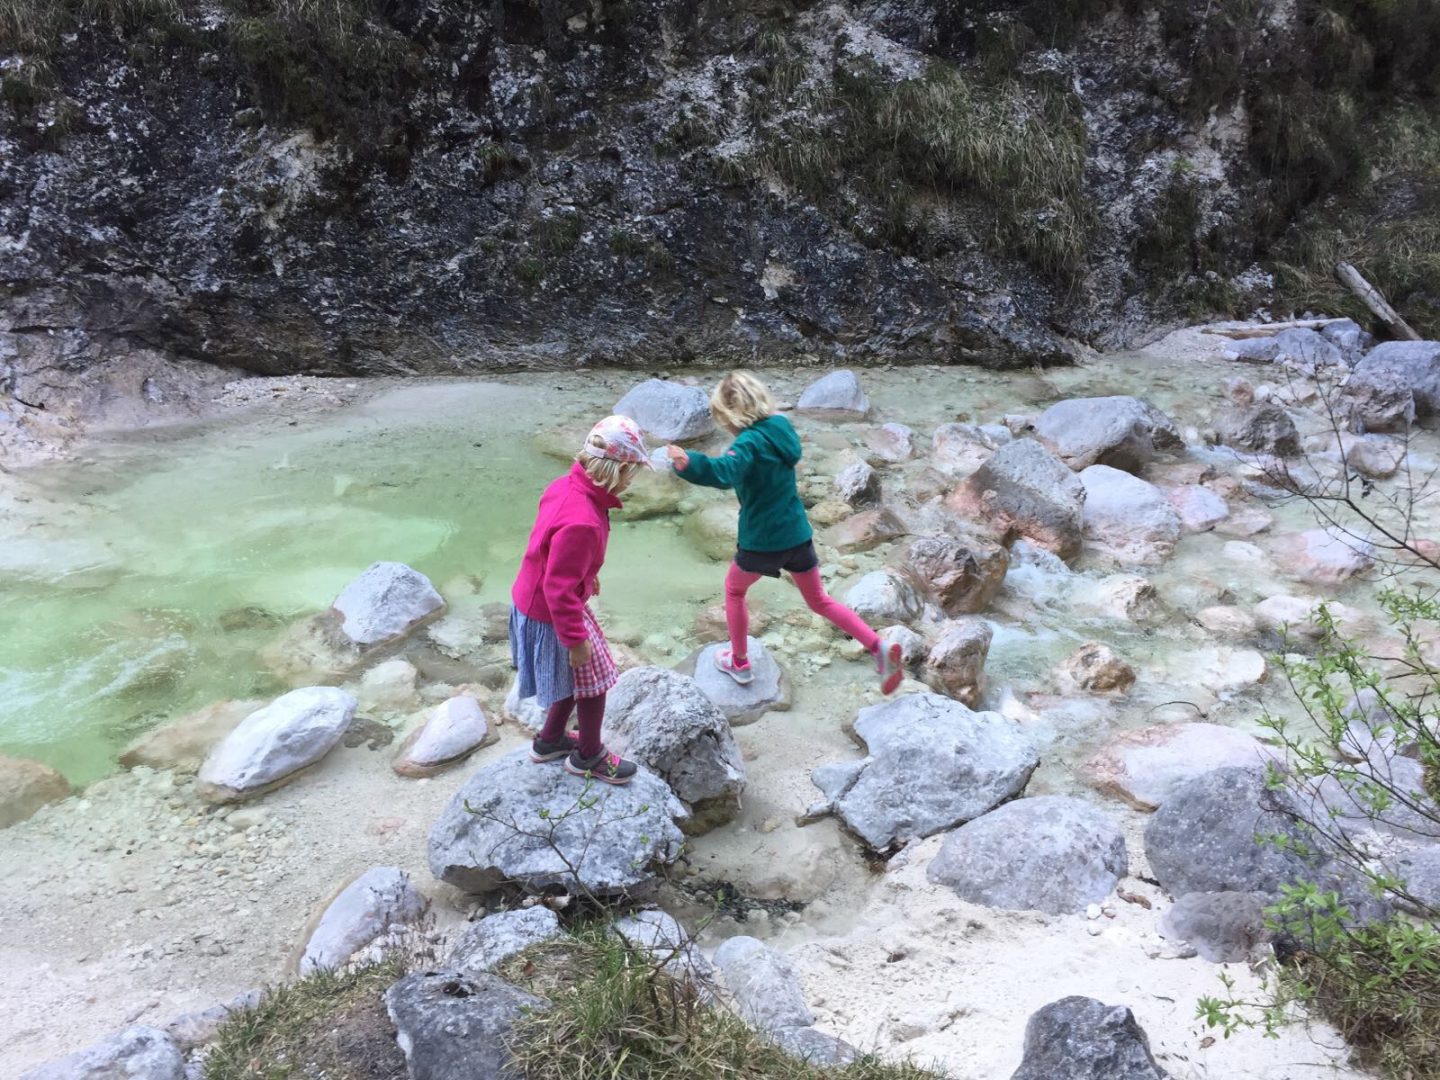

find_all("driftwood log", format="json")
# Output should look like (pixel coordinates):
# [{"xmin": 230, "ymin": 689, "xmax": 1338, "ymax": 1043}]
[
  {"xmin": 1199, "ymin": 318, "xmax": 1346, "ymax": 340},
  {"xmin": 1334, "ymin": 261, "xmax": 1420, "ymax": 341}
]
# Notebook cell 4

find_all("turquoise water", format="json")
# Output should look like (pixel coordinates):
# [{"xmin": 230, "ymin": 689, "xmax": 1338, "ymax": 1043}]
[{"xmin": 4, "ymin": 357, "xmax": 1431, "ymax": 785}]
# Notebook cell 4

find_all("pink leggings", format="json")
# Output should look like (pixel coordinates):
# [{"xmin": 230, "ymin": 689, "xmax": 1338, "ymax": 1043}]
[{"xmin": 725, "ymin": 563, "xmax": 879, "ymax": 662}]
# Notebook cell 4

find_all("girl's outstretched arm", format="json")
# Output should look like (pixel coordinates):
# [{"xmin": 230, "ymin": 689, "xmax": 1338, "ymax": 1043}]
[{"xmin": 669, "ymin": 439, "xmax": 755, "ymax": 490}]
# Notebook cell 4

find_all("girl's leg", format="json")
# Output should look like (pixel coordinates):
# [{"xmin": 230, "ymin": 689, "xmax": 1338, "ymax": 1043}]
[
  {"xmin": 575, "ymin": 694, "xmax": 606, "ymax": 759},
  {"xmin": 724, "ymin": 563, "xmax": 764, "ymax": 663},
  {"xmin": 791, "ymin": 568, "xmax": 880, "ymax": 654},
  {"xmin": 538, "ymin": 697, "xmax": 575, "ymax": 743}
]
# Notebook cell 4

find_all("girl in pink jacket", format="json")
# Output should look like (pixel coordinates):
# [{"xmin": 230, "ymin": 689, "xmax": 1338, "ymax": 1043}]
[{"xmin": 511, "ymin": 416, "xmax": 651, "ymax": 785}]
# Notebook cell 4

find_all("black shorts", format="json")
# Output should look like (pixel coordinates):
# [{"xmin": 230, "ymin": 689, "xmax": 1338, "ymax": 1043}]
[{"xmin": 734, "ymin": 541, "xmax": 820, "ymax": 578}]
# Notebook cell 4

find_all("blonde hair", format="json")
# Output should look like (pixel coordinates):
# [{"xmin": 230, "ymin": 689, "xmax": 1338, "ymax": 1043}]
[
  {"xmin": 710, "ymin": 370, "xmax": 775, "ymax": 433},
  {"xmin": 578, "ymin": 439, "xmax": 640, "ymax": 493}
]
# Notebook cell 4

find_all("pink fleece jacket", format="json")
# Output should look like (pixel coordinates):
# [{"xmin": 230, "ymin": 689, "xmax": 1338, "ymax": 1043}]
[{"xmin": 511, "ymin": 461, "xmax": 622, "ymax": 647}]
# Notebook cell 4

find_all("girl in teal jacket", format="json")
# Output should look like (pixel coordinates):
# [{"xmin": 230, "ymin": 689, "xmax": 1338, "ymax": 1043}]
[{"xmin": 667, "ymin": 371, "xmax": 903, "ymax": 695}]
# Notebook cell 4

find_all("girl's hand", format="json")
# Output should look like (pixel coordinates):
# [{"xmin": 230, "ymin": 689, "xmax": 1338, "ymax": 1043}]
[
  {"xmin": 666, "ymin": 445, "xmax": 689, "ymax": 471},
  {"xmin": 591, "ymin": 577, "xmax": 601, "ymax": 596},
  {"xmin": 568, "ymin": 640, "xmax": 594, "ymax": 668}
]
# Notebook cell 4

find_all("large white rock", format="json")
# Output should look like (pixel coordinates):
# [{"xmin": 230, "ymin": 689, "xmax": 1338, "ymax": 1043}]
[
  {"xmin": 1271, "ymin": 527, "xmax": 1375, "ymax": 585},
  {"xmin": 196, "ymin": 687, "xmax": 356, "ymax": 804},
  {"xmin": 20, "ymin": 1026, "xmax": 184, "ymax": 1080},
  {"xmin": 1031, "ymin": 396, "xmax": 1181, "ymax": 473},
  {"xmin": 332, "ymin": 561, "xmax": 445, "ymax": 647},
  {"xmin": 922, "ymin": 618, "xmax": 993, "ymax": 707},
  {"xmin": 797, "ymin": 370, "xmax": 869, "ymax": 416},
  {"xmin": 712, "ymin": 936, "xmax": 813, "ymax": 1030},
  {"xmin": 927, "ymin": 796, "xmax": 1128, "ymax": 915},
  {"xmin": 615, "ymin": 379, "xmax": 715, "ymax": 441},
  {"xmin": 394, "ymin": 695, "xmax": 495, "ymax": 778},
  {"xmin": 679, "ymin": 637, "xmax": 791, "ymax": 726},
  {"xmin": 1082, "ymin": 723, "xmax": 1278, "ymax": 811},
  {"xmin": 1167, "ymin": 485, "xmax": 1229, "ymax": 533},
  {"xmin": 946, "ymin": 439, "xmax": 1086, "ymax": 561},
  {"xmin": 1079, "ymin": 465, "xmax": 1180, "ymax": 566},
  {"xmin": 604, "ymin": 666, "xmax": 746, "ymax": 830},
  {"xmin": 297, "ymin": 867, "xmax": 429, "ymax": 974},
  {"xmin": 449, "ymin": 907, "xmax": 562, "ymax": 976},
  {"xmin": 1351, "ymin": 340, "xmax": 1440, "ymax": 415},
  {"xmin": 843, "ymin": 569, "xmax": 923, "ymax": 624}
]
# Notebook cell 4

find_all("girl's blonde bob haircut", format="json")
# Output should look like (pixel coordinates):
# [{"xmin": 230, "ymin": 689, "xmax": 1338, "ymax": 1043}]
[
  {"xmin": 710, "ymin": 370, "xmax": 775, "ymax": 432},
  {"xmin": 577, "ymin": 440, "xmax": 640, "ymax": 493}
]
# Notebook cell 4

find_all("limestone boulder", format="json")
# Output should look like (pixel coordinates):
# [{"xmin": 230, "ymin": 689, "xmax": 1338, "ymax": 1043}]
[
  {"xmin": 1010, "ymin": 998, "xmax": 1170, "ymax": 1080},
  {"xmin": 1083, "ymin": 724, "xmax": 1277, "ymax": 811},
  {"xmin": 1159, "ymin": 891, "xmax": 1270, "ymax": 963},
  {"xmin": 1143, "ymin": 767, "xmax": 1323, "ymax": 897},
  {"xmin": 1272, "ymin": 527, "xmax": 1374, "ymax": 585},
  {"xmin": 902, "ymin": 534, "xmax": 1009, "ymax": 616},
  {"xmin": 1031, "ymin": 396, "xmax": 1181, "ymax": 473},
  {"xmin": 684, "ymin": 503, "xmax": 739, "ymax": 561},
  {"xmin": 1167, "ymin": 485, "xmax": 1229, "ymax": 533},
  {"xmin": 603, "ymin": 666, "xmax": 746, "ymax": 828},
  {"xmin": 812, "ymin": 692, "xmax": 1037, "ymax": 851},
  {"xmin": 834, "ymin": 460, "xmax": 878, "ymax": 505},
  {"xmin": 614, "ymin": 910, "xmax": 713, "ymax": 986},
  {"xmin": 677, "ymin": 637, "xmax": 790, "ymax": 727},
  {"xmin": 927, "ymin": 796, "xmax": 1128, "ymax": 915},
  {"xmin": 797, "ymin": 370, "xmax": 869, "ymax": 416},
  {"xmin": 844, "ymin": 569, "xmax": 924, "ymax": 624},
  {"xmin": 296, "ymin": 867, "xmax": 429, "ymax": 974},
  {"xmin": 931, "ymin": 423, "xmax": 1001, "ymax": 477},
  {"xmin": 712, "ymin": 936, "xmax": 813, "ymax": 1030},
  {"xmin": 120, "ymin": 699, "xmax": 264, "ymax": 773},
  {"xmin": 394, "ymin": 695, "xmax": 496, "ymax": 778},
  {"xmin": 1343, "ymin": 364, "xmax": 1418, "ymax": 432},
  {"xmin": 1351, "ymin": 340, "xmax": 1440, "ymax": 415},
  {"xmin": 19, "ymin": 1026, "xmax": 184, "ymax": 1080},
  {"xmin": 332, "ymin": 561, "xmax": 445, "ymax": 647},
  {"xmin": 922, "ymin": 618, "xmax": 992, "ymax": 707},
  {"xmin": 449, "ymin": 907, "xmax": 562, "ymax": 976},
  {"xmin": 825, "ymin": 505, "xmax": 907, "ymax": 554},
  {"xmin": 615, "ymin": 379, "xmax": 715, "ymax": 441},
  {"xmin": 946, "ymin": 440, "xmax": 1085, "ymax": 560},
  {"xmin": 196, "ymin": 687, "xmax": 356, "ymax": 804},
  {"xmin": 0, "ymin": 755, "xmax": 72, "ymax": 829},
  {"xmin": 385, "ymin": 970, "xmax": 543, "ymax": 1080},
  {"xmin": 1214, "ymin": 403, "xmax": 1300, "ymax": 456},
  {"xmin": 867, "ymin": 422, "xmax": 914, "ymax": 462},
  {"xmin": 427, "ymin": 749, "xmax": 687, "ymax": 897},
  {"xmin": 1060, "ymin": 643, "xmax": 1135, "ymax": 693},
  {"xmin": 1080, "ymin": 465, "xmax": 1180, "ymax": 566}
]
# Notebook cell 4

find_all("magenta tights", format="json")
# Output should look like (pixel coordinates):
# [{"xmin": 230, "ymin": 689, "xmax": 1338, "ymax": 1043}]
[
  {"xmin": 539, "ymin": 694, "xmax": 605, "ymax": 758},
  {"xmin": 725, "ymin": 563, "xmax": 879, "ymax": 662}
]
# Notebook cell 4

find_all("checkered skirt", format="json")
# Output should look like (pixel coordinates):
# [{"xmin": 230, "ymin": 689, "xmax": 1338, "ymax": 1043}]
[{"xmin": 510, "ymin": 605, "xmax": 618, "ymax": 706}]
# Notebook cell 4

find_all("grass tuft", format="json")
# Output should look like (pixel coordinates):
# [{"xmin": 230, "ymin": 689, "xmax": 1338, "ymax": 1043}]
[{"xmin": 503, "ymin": 926, "xmax": 943, "ymax": 1080}]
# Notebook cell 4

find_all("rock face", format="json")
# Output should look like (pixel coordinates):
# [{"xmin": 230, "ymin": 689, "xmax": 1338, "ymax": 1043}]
[
  {"xmin": 678, "ymin": 638, "xmax": 790, "ymax": 726},
  {"xmin": 602, "ymin": 666, "xmax": 746, "ymax": 825},
  {"xmin": 1084, "ymin": 724, "xmax": 1276, "ymax": 811},
  {"xmin": 927, "ymin": 796, "xmax": 1128, "ymax": 915},
  {"xmin": 1030, "ymin": 396, "xmax": 1180, "ymax": 473},
  {"xmin": 814, "ymin": 692, "xmax": 1037, "ymax": 850},
  {"xmin": 797, "ymin": 370, "xmax": 869, "ymax": 416},
  {"xmin": 1144, "ymin": 767, "xmax": 1322, "ymax": 897},
  {"xmin": 1079, "ymin": 465, "xmax": 1180, "ymax": 565},
  {"xmin": 1272, "ymin": 527, "xmax": 1374, "ymax": 584},
  {"xmin": 922, "ymin": 618, "xmax": 993, "ymax": 706},
  {"xmin": 844, "ymin": 569, "xmax": 924, "ymax": 624},
  {"xmin": 712, "ymin": 936, "xmax": 813, "ymax": 1031},
  {"xmin": 332, "ymin": 561, "xmax": 445, "ymax": 647},
  {"xmin": 1351, "ymin": 340, "xmax": 1440, "ymax": 415},
  {"xmin": 385, "ymin": 970, "xmax": 543, "ymax": 1080},
  {"xmin": 615, "ymin": 379, "xmax": 715, "ymax": 442},
  {"xmin": 427, "ymin": 748, "xmax": 687, "ymax": 897},
  {"xmin": 20, "ymin": 1026, "xmax": 185, "ymax": 1080},
  {"xmin": 119, "ymin": 699, "xmax": 264, "ymax": 773},
  {"xmin": 1010, "ymin": 997, "xmax": 1170, "ymax": 1080},
  {"xmin": 298, "ymin": 867, "xmax": 429, "ymax": 974},
  {"xmin": 1215, "ymin": 403, "xmax": 1301, "ymax": 456},
  {"xmin": 903, "ymin": 535, "xmax": 1009, "ymax": 615},
  {"xmin": 0, "ymin": 754, "xmax": 73, "ymax": 829},
  {"xmin": 1061, "ymin": 642, "xmax": 1136, "ymax": 692},
  {"xmin": 196, "ymin": 687, "xmax": 356, "ymax": 804},
  {"xmin": 449, "ymin": 908, "xmax": 563, "ymax": 976},
  {"xmin": 1167, "ymin": 485, "xmax": 1229, "ymax": 532},
  {"xmin": 947, "ymin": 440, "xmax": 1086, "ymax": 561},
  {"xmin": 1159, "ymin": 891, "xmax": 1269, "ymax": 962},
  {"xmin": 394, "ymin": 695, "xmax": 495, "ymax": 778}
]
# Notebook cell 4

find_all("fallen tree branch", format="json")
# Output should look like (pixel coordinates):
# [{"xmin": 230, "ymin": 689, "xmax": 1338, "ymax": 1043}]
[{"xmin": 1335, "ymin": 261, "xmax": 1421, "ymax": 341}]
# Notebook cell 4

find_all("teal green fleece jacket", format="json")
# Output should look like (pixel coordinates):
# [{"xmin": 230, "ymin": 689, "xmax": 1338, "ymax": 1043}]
[
  {"xmin": 673, "ymin": 411, "xmax": 812, "ymax": 552},
  {"xmin": 680, "ymin": 414, "xmax": 814, "ymax": 552}
]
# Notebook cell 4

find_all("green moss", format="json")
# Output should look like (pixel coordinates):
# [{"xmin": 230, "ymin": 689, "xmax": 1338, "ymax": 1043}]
[
  {"xmin": 535, "ymin": 213, "xmax": 582, "ymax": 255},
  {"xmin": 516, "ymin": 256, "xmax": 546, "ymax": 285}
]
